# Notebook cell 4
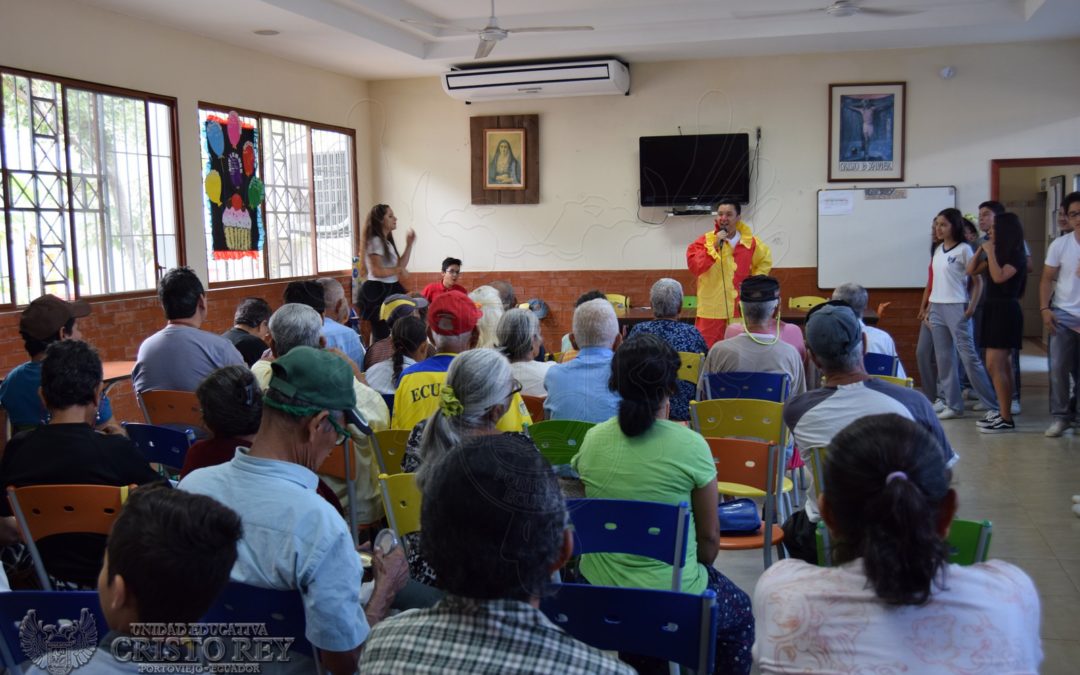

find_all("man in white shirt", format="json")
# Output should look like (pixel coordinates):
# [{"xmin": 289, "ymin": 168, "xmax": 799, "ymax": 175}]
[
  {"xmin": 831, "ymin": 282, "xmax": 906, "ymax": 378},
  {"xmin": 1040, "ymin": 191, "xmax": 1080, "ymax": 437}
]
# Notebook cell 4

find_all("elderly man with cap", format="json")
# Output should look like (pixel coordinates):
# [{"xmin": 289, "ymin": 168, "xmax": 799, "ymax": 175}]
[
  {"xmin": 0, "ymin": 295, "xmax": 121, "ymax": 435},
  {"xmin": 780, "ymin": 302, "xmax": 956, "ymax": 562},
  {"xmin": 364, "ymin": 293, "xmax": 431, "ymax": 371},
  {"xmin": 180, "ymin": 346, "xmax": 409, "ymax": 675},
  {"xmin": 391, "ymin": 291, "xmax": 531, "ymax": 432},
  {"xmin": 701, "ymin": 275, "xmax": 806, "ymax": 399}
]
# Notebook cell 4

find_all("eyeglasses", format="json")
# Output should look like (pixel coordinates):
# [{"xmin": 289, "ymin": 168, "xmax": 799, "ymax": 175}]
[
  {"xmin": 326, "ymin": 413, "xmax": 349, "ymax": 446},
  {"xmin": 1068, "ymin": 210, "xmax": 1080, "ymax": 219}
]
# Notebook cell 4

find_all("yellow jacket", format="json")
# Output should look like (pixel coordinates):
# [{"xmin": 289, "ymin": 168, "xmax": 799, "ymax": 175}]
[{"xmin": 686, "ymin": 221, "xmax": 772, "ymax": 320}]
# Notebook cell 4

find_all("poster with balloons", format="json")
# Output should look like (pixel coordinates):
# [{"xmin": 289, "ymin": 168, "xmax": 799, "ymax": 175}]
[{"xmin": 203, "ymin": 111, "xmax": 264, "ymax": 259}]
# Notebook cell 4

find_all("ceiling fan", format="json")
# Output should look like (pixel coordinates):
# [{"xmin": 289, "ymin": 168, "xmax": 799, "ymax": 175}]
[
  {"xmin": 733, "ymin": 1, "xmax": 924, "ymax": 20},
  {"xmin": 402, "ymin": 0, "xmax": 594, "ymax": 59}
]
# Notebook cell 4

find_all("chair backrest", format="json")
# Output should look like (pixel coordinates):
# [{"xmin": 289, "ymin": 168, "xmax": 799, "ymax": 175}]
[
  {"xmin": 138, "ymin": 390, "xmax": 203, "ymax": 429},
  {"xmin": 566, "ymin": 498, "xmax": 690, "ymax": 591},
  {"xmin": 378, "ymin": 472, "xmax": 421, "ymax": 538},
  {"xmin": 541, "ymin": 584, "xmax": 718, "ymax": 674},
  {"xmin": 371, "ymin": 429, "xmax": 411, "ymax": 475},
  {"xmin": 689, "ymin": 399, "xmax": 785, "ymax": 446},
  {"xmin": 702, "ymin": 372, "xmax": 790, "ymax": 403},
  {"xmin": 521, "ymin": 394, "xmax": 546, "ymax": 422},
  {"xmin": 788, "ymin": 295, "xmax": 827, "ymax": 311},
  {"xmin": 705, "ymin": 438, "xmax": 779, "ymax": 494},
  {"xmin": 872, "ymin": 374, "xmax": 915, "ymax": 388},
  {"xmin": 682, "ymin": 295, "xmax": 698, "ymax": 310},
  {"xmin": 122, "ymin": 422, "xmax": 194, "ymax": 471},
  {"xmin": 200, "ymin": 582, "xmax": 314, "ymax": 658},
  {"xmin": 864, "ymin": 352, "xmax": 899, "ymax": 376},
  {"xmin": 947, "ymin": 519, "xmax": 993, "ymax": 565},
  {"xmin": 0, "ymin": 591, "xmax": 108, "ymax": 672},
  {"xmin": 317, "ymin": 441, "xmax": 354, "ymax": 481},
  {"xmin": 526, "ymin": 420, "xmax": 595, "ymax": 466},
  {"xmin": 677, "ymin": 352, "xmax": 704, "ymax": 386},
  {"xmin": 7, "ymin": 484, "xmax": 133, "ymax": 590}
]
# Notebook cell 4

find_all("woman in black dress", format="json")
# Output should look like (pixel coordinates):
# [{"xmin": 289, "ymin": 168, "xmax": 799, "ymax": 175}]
[{"xmin": 968, "ymin": 212, "xmax": 1026, "ymax": 433}]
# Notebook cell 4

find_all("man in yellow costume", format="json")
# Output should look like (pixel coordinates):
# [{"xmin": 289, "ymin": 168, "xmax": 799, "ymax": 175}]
[{"xmin": 686, "ymin": 199, "xmax": 772, "ymax": 347}]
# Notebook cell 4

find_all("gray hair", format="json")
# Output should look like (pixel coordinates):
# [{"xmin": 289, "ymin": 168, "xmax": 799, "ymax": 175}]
[
  {"xmin": 268, "ymin": 303, "xmax": 322, "ymax": 356},
  {"xmin": 650, "ymin": 278, "xmax": 683, "ymax": 319},
  {"xmin": 469, "ymin": 286, "xmax": 505, "ymax": 349},
  {"xmin": 742, "ymin": 299, "xmax": 779, "ymax": 324},
  {"xmin": 832, "ymin": 283, "xmax": 869, "ymax": 318},
  {"xmin": 572, "ymin": 298, "xmax": 619, "ymax": 349},
  {"xmin": 432, "ymin": 331, "xmax": 473, "ymax": 353},
  {"xmin": 816, "ymin": 342, "xmax": 864, "ymax": 374},
  {"xmin": 416, "ymin": 349, "xmax": 513, "ymax": 490},
  {"xmin": 316, "ymin": 277, "xmax": 345, "ymax": 305},
  {"xmin": 496, "ymin": 308, "xmax": 539, "ymax": 363}
]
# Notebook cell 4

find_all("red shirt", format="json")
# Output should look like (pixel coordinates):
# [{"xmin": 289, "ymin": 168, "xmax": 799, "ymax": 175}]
[{"xmin": 421, "ymin": 281, "xmax": 468, "ymax": 304}]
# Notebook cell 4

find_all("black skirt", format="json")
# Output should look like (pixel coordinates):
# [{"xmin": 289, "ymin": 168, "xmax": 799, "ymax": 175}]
[
  {"xmin": 979, "ymin": 298, "xmax": 1023, "ymax": 350},
  {"xmin": 356, "ymin": 279, "xmax": 406, "ymax": 321}
]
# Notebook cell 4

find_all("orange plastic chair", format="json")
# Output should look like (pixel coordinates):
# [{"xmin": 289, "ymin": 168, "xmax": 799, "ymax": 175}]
[
  {"xmin": 709, "ymin": 439, "xmax": 786, "ymax": 568},
  {"xmin": 138, "ymin": 390, "xmax": 204, "ymax": 429},
  {"xmin": 7, "ymin": 484, "xmax": 134, "ymax": 590},
  {"xmin": 522, "ymin": 395, "xmax": 546, "ymax": 423}
]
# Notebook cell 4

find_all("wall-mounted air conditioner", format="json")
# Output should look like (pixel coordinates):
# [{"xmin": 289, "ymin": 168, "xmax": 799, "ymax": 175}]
[{"xmin": 442, "ymin": 59, "xmax": 630, "ymax": 102}]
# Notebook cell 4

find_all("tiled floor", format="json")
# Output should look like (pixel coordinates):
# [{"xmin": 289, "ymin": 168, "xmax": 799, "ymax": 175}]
[{"xmin": 718, "ymin": 340, "xmax": 1080, "ymax": 674}]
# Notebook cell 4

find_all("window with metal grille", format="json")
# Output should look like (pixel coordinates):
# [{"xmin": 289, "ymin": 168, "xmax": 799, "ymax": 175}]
[
  {"xmin": 199, "ymin": 104, "xmax": 356, "ymax": 285},
  {"xmin": 0, "ymin": 67, "xmax": 182, "ymax": 306}
]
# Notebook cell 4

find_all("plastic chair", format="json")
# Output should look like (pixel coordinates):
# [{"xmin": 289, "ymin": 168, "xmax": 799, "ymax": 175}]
[
  {"xmin": 947, "ymin": 519, "xmax": 993, "ymax": 565},
  {"xmin": 864, "ymin": 352, "xmax": 899, "ymax": 376},
  {"xmin": 122, "ymin": 422, "xmax": 194, "ymax": 472},
  {"xmin": 702, "ymin": 372, "xmax": 790, "ymax": 402},
  {"xmin": 7, "ymin": 484, "xmax": 134, "ymax": 590},
  {"xmin": 381, "ymin": 393, "xmax": 395, "ymax": 416},
  {"xmin": 541, "ymin": 584, "xmax": 718, "ymax": 675},
  {"xmin": 201, "ymin": 582, "xmax": 315, "ymax": 659},
  {"xmin": 0, "ymin": 591, "xmax": 107, "ymax": 673},
  {"xmin": 710, "ymin": 439, "xmax": 786, "ymax": 568},
  {"xmin": 566, "ymin": 498, "xmax": 690, "ymax": 591},
  {"xmin": 682, "ymin": 295, "xmax": 698, "ymax": 310},
  {"xmin": 788, "ymin": 295, "xmax": 827, "ymax": 311},
  {"xmin": 805, "ymin": 446, "xmax": 833, "ymax": 565},
  {"xmin": 138, "ymin": 390, "xmax": 204, "ymax": 433},
  {"xmin": 677, "ymin": 352, "xmax": 704, "ymax": 387},
  {"xmin": 371, "ymin": 429, "xmax": 410, "ymax": 475},
  {"xmin": 521, "ymin": 394, "xmax": 546, "ymax": 422},
  {"xmin": 873, "ymin": 374, "xmax": 915, "ymax": 388},
  {"xmin": 378, "ymin": 472, "xmax": 421, "ymax": 542},
  {"xmin": 526, "ymin": 419, "xmax": 595, "ymax": 466},
  {"xmin": 605, "ymin": 294, "xmax": 629, "ymax": 314}
]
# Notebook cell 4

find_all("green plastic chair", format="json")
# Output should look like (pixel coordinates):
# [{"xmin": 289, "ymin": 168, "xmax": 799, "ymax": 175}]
[
  {"xmin": 816, "ymin": 518, "xmax": 993, "ymax": 567},
  {"xmin": 682, "ymin": 295, "xmax": 698, "ymax": 309},
  {"xmin": 527, "ymin": 420, "xmax": 595, "ymax": 466}
]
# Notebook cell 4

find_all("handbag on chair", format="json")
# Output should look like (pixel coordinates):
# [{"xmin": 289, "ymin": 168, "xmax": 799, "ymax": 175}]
[{"xmin": 718, "ymin": 498, "xmax": 762, "ymax": 535}]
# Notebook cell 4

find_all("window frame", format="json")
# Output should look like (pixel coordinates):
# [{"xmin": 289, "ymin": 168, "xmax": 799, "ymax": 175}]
[
  {"xmin": 0, "ymin": 65, "xmax": 185, "ymax": 308},
  {"xmin": 198, "ymin": 101, "xmax": 359, "ymax": 289}
]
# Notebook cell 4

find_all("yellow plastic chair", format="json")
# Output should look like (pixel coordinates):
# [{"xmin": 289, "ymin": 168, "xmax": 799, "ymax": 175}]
[
  {"xmin": 7, "ymin": 484, "xmax": 134, "ymax": 590},
  {"xmin": 788, "ymin": 295, "xmax": 827, "ymax": 311},
  {"xmin": 677, "ymin": 352, "xmax": 704, "ymax": 386},
  {"xmin": 605, "ymin": 294, "xmax": 629, "ymax": 314},
  {"xmin": 873, "ymin": 374, "xmax": 915, "ymax": 388},
  {"xmin": 371, "ymin": 429, "xmax": 411, "ymax": 475},
  {"xmin": 711, "ymin": 439, "xmax": 786, "ymax": 568},
  {"xmin": 378, "ymin": 473, "xmax": 422, "ymax": 543}
]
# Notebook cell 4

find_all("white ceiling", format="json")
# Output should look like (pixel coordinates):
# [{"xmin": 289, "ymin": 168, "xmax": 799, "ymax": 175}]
[{"xmin": 77, "ymin": 0, "xmax": 1080, "ymax": 80}]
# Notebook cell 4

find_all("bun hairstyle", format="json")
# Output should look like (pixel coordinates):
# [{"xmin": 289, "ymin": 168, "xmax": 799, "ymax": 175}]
[
  {"xmin": 823, "ymin": 413, "xmax": 952, "ymax": 606},
  {"xmin": 609, "ymin": 333, "xmax": 679, "ymax": 438},
  {"xmin": 391, "ymin": 315, "xmax": 428, "ymax": 385}
]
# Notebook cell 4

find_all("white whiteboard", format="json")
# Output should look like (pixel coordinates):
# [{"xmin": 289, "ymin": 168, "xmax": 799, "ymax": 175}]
[{"xmin": 818, "ymin": 186, "xmax": 956, "ymax": 289}]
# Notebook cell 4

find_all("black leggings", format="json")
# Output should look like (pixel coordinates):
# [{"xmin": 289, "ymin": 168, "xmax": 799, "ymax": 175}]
[{"xmin": 357, "ymin": 279, "xmax": 405, "ymax": 342}]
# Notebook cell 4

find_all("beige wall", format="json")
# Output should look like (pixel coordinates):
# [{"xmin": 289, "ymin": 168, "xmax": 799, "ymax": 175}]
[
  {"xmin": 0, "ymin": 0, "xmax": 374, "ymax": 282},
  {"xmin": 369, "ymin": 40, "xmax": 1080, "ymax": 273}
]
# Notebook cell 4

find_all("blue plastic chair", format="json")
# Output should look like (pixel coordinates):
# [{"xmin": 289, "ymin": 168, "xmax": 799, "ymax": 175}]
[
  {"xmin": 566, "ymin": 498, "xmax": 689, "ymax": 591},
  {"xmin": 864, "ymin": 352, "xmax": 899, "ymax": 376},
  {"xmin": 701, "ymin": 372, "xmax": 790, "ymax": 403},
  {"xmin": 201, "ymin": 582, "xmax": 315, "ymax": 659},
  {"xmin": 123, "ymin": 422, "xmax": 194, "ymax": 472},
  {"xmin": 541, "ymin": 584, "xmax": 718, "ymax": 674},
  {"xmin": 0, "ymin": 591, "xmax": 107, "ymax": 673}
]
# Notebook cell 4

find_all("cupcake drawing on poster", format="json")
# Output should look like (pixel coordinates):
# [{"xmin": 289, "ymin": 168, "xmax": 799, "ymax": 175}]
[{"xmin": 203, "ymin": 111, "xmax": 264, "ymax": 260}]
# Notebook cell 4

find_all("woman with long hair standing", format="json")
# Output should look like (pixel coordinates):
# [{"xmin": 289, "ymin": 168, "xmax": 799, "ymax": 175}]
[
  {"xmin": 967, "ymin": 212, "xmax": 1027, "ymax": 432},
  {"xmin": 926, "ymin": 208, "xmax": 997, "ymax": 419},
  {"xmin": 357, "ymin": 204, "xmax": 416, "ymax": 342},
  {"xmin": 753, "ymin": 414, "xmax": 1041, "ymax": 673}
]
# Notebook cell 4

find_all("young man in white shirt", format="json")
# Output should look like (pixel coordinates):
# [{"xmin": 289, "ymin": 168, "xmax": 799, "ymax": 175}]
[{"xmin": 1040, "ymin": 191, "xmax": 1080, "ymax": 437}]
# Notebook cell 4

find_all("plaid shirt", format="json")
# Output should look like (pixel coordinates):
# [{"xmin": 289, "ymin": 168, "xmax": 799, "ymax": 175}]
[{"xmin": 358, "ymin": 595, "xmax": 634, "ymax": 674}]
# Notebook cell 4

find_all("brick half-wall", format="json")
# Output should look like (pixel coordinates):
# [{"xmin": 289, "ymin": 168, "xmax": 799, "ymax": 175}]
[{"xmin": 0, "ymin": 269, "xmax": 924, "ymax": 424}]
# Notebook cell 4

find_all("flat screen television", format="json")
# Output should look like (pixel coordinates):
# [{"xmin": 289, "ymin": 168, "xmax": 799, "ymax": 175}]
[{"xmin": 639, "ymin": 133, "xmax": 750, "ymax": 208}]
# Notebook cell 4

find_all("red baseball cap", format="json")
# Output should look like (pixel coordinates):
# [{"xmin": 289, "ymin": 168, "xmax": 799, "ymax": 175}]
[{"xmin": 427, "ymin": 290, "xmax": 482, "ymax": 336}]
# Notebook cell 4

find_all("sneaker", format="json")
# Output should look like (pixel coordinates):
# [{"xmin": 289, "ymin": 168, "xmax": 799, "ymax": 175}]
[
  {"xmin": 972, "ymin": 401, "xmax": 989, "ymax": 412},
  {"xmin": 962, "ymin": 388, "xmax": 976, "ymax": 401},
  {"xmin": 1011, "ymin": 400, "xmax": 1021, "ymax": 415},
  {"xmin": 1071, "ymin": 495, "xmax": 1080, "ymax": 504},
  {"xmin": 976, "ymin": 411, "xmax": 1002, "ymax": 428},
  {"xmin": 937, "ymin": 407, "xmax": 963, "ymax": 420},
  {"xmin": 979, "ymin": 417, "xmax": 1016, "ymax": 433},
  {"xmin": 1072, "ymin": 503, "xmax": 1080, "ymax": 518},
  {"xmin": 1046, "ymin": 419, "xmax": 1070, "ymax": 438},
  {"xmin": 932, "ymin": 399, "xmax": 947, "ymax": 413}
]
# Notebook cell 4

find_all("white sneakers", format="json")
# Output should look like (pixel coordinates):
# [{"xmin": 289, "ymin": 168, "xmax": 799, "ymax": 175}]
[
  {"xmin": 937, "ymin": 407, "xmax": 963, "ymax": 420},
  {"xmin": 932, "ymin": 399, "xmax": 947, "ymax": 414},
  {"xmin": 1046, "ymin": 419, "xmax": 1070, "ymax": 438},
  {"xmin": 1011, "ymin": 400, "xmax": 1022, "ymax": 415}
]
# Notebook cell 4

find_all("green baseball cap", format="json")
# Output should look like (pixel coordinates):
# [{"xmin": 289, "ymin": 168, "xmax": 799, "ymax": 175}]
[{"xmin": 267, "ymin": 347, "xmax": 370, "ymax": 431}]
